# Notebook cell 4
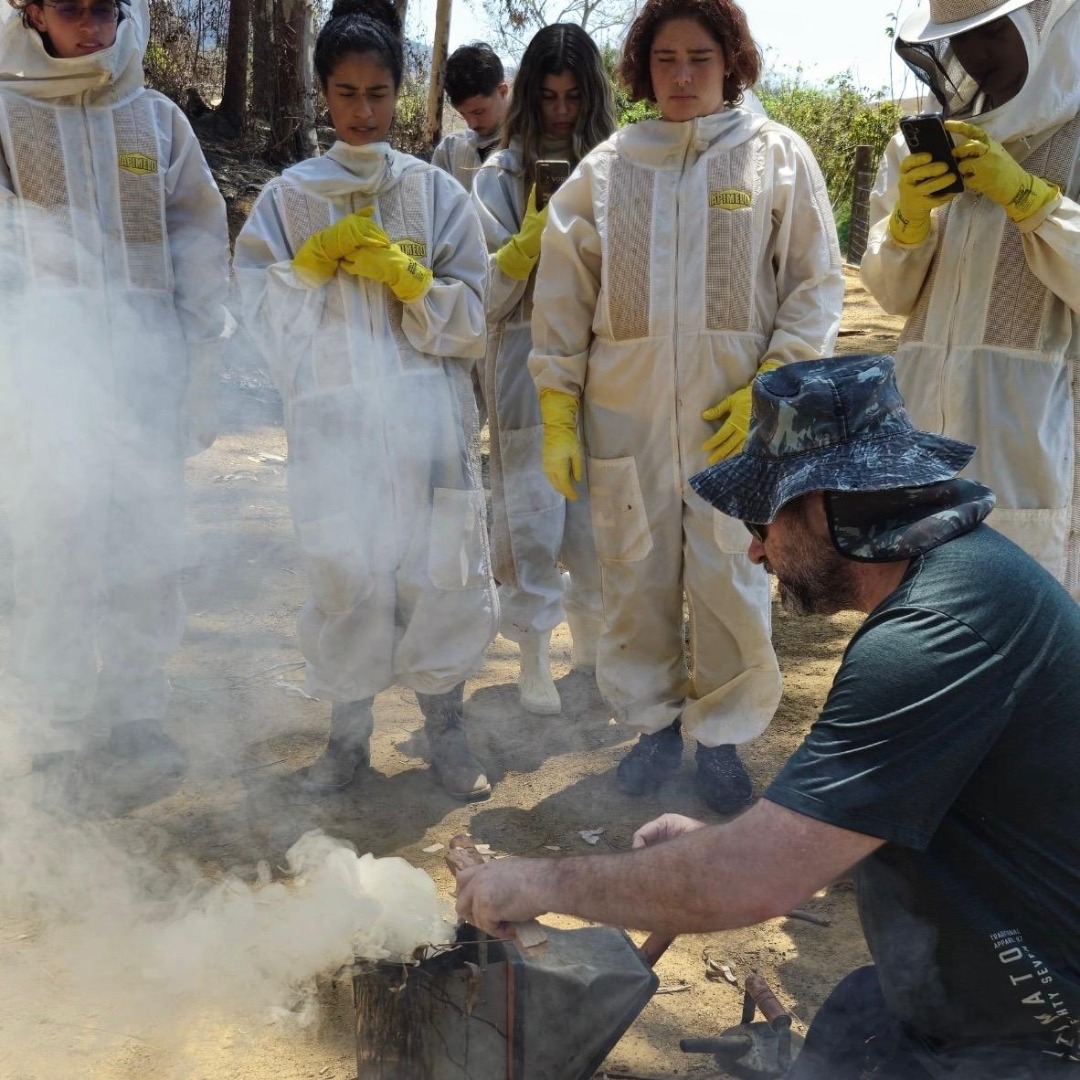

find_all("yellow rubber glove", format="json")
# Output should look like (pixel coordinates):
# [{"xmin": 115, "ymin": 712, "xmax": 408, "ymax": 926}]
[
  {"xmin": 341, "ymin": 241, "xmax": 434, "ymax": 303},
  {"xmin": 945, "ymin": 120, "xmax": 1060, "ymax": 223},
  {"xmin": 292, "ymin": 207, "xmax": 382, "ymax": 287},
  {"xmin": 702, "ymin": 359, "xmax": 782, "ymax": 464},
  {"xmin": 495, "ymin": 185, "xmax": 549, "ymax": 281},
  {"xmin": 889, "ymin": 152, "xmax": 961, "ymax": 245},
  {"xmin": 539, "ymin": 389, "xmax": 582, "ymax": 501}
]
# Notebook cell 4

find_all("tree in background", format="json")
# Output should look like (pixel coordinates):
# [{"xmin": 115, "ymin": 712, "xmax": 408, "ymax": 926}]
[
  {"xmin": 481, "ymin": 0, "xmax": 631, "ymax": 53},
  {"xmin": 264, "ymin": 0, "xmax": 318, "ymax": 164},
  {"xmin": 218, "ymin": 0, "xmax": 250, "ymax": 134}
]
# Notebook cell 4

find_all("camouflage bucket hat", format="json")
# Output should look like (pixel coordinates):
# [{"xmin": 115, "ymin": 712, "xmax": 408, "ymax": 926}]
[{"xmin": 689, "ymin": 354, "xmax": 977, "ymax": 525}]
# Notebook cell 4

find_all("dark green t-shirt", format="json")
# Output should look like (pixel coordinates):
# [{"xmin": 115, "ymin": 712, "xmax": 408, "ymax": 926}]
[{"xmin": 767, "ymin": 525, "xmax": 1080, "ymax": 1074}]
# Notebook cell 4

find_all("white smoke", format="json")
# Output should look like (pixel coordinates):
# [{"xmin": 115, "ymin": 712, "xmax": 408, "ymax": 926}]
[
  {"xmin": 0, "ymin": 787, "xmax": 454, "ymax": 1051},
  {"xmin": 0, "ymin": 196, "xmax": 459, "ymax": 1071}
]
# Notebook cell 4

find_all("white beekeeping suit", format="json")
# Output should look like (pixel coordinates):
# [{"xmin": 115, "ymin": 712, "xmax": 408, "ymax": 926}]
[
  {"xmin": 431, "ymin": 127, "xmax": 499, "ymax": 428},
  {"xmin": 530, "ymin": 108, "xmax": 843, "ymax": 746},
  {"xmin": 0, "ymin": 0, "xmax": 231, "ymax": 753},
  {"xmin": 234, "ymin": 142, "xmax": 498, "ymax": 703},
  {"xmin": 472, "ymin": 140, "xmax": 602, "ymax": 669},
  {"xmin": 861, "ymin": 0, "xmax": 1080, "ymax": 593},
  {"xmin": 431, "ymin": 128, "xmax": 501, "ymax": 193}
]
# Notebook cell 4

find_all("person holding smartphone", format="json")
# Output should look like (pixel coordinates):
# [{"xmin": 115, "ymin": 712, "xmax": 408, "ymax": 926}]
[
  {"xmin": 861, "ymin": 0, "xmax": 1080, "ymax": 596},
  {"xmin": 470, "ymin": 24, "xmax": 614, "ymax": 715},
  {"xmin": 528, "ymin": 0, "xmax": 843, "ymax": 813}
]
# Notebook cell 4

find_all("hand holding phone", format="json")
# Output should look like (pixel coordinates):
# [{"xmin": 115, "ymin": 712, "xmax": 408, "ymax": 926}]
[
  {"xmin": 899, "ymin": 114, "xmax": 964, "ymax": 194},
  {"xmin": 534, "ymin": 159, "xmax": 570, "ymax": 210},
  {"xmin": 891, "ymin": 114, "xmax": 964, "ymax": 244}
]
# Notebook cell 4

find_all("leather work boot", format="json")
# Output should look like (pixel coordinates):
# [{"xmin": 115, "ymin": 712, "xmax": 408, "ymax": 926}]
[
  {"xmin": 517, "ymin": 629, "xmax": 561, "ymax": 715},
  {"xmin": 416, "ymin": 684, "xmax": 492, "ymax": 801},
  {"xmin": 296, "ymin": 699, "xmax": 375, "ymax": 792},
  {"xmin": 614, "ymin": 719, "xmax": 683, "ymax": 796},
  {"xmin": 695, "ymin": 743, "xmax": 754, "ymax": 816}
]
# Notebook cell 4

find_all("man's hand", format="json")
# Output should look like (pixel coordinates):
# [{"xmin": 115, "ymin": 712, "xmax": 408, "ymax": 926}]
[
  {"xmin": 632, "ymin": 813, "xmax": 706, "ymax": 848},
  {"xmin": 454, "ymin": 858, "xmax": 549, "ymax": 936}
]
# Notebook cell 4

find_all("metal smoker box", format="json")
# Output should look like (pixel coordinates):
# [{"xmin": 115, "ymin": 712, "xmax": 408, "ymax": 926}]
[{"xmin": 354, "ymin": 923, "xmax": 660, "ymax": 1080}]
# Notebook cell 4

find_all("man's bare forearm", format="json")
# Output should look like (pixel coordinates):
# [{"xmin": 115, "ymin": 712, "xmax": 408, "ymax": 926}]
[{"xmin": 521, "ymin": 801, "xmax": 881, "ymax": 935}]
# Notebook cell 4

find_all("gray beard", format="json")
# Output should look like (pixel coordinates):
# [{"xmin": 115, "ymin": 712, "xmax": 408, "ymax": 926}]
[{"xmin": 767, "ymin": 547, "xmax": 861, "ymax": 617}]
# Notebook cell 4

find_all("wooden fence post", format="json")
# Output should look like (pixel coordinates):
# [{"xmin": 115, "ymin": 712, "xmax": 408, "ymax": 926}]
[{"xmin": 847, "ymin": 144, "xmax": 876, "ymax": 265}]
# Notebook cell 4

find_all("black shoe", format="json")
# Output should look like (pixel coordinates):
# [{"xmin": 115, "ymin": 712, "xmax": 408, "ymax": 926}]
[
  {"xmin": 695, "ymin": 743, "xmax": 753, "ymax": 816},
  {"xmin": 615, "ymin": 720, "xmax": 683, "ymax": 796}
]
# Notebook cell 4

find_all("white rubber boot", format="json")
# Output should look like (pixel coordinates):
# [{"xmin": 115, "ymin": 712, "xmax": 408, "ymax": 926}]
[
  {"xmin": 517, "ymin": 630, "xmax": 561, "ymax": 715},
  {"xmin": 566, "ymin": 607, "xmax": 603, "ymax": 674}
]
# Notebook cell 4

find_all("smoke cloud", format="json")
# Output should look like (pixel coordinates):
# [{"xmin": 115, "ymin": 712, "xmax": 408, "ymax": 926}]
[{"xmin": 0, "ymin": 200, "xmax": 457, "ymax": 1074}]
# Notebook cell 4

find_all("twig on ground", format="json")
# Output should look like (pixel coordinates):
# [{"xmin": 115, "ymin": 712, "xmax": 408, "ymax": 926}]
[{"xmin": 786, "ymin": 908, "xmax": 831, "ymax": 927}]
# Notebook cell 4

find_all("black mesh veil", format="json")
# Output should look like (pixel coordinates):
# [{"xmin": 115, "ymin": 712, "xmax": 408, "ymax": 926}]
[
  {"xmin": 897, "ymin": 28, "xmax": 1034, "ymax": 119},
  {"xmin": 895, "ymin": 37, "xmax": 989, "ymax": 117}
]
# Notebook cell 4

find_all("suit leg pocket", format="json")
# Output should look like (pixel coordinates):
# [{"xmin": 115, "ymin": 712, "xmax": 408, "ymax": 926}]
[
  {"xmin": 428, "ymin": 487, "xmax": 490, "ymax": 590},
  {"xmin": 587, "ymin": 456, "xmax": 653, "ymax": 562},
  {"xmin": 297, "ymin": 511, "xmax": 373, "ymax": 615},
  {"xmin": 713, "ymin": 508, "xmax": 750, "ymax": 555}
]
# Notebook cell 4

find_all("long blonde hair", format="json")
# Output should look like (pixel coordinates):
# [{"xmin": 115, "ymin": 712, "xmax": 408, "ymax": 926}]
[{"xmin": 503, "ymin": 23, "xmax": 616, "ymax": 183}]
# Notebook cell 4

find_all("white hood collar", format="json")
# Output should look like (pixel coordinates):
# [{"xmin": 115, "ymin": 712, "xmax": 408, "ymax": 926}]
[
  {"xmin": 285, "ymin": 141, "xmax": 419, "ymax": 199},
  {"xmin": 613, "ymin": 107, "xmax": 770, "ymax": 168},
  {"xmin": 976, "ymin": 0, "xmax": 1080, "ymax": 155},
  {"xmin": 0, "ymin": 0, "xmax": 147, "ymax": 102}
]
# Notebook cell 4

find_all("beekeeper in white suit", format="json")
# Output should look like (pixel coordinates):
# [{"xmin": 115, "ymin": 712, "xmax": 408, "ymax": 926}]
[
  {"xmin": 235, "ymin": 0, "xmax": 496, "ymax": 802},
  {"xmin": 530, "ymin": 0, "xmax": 842, "ymax": 814},
  {"xmin": 862, "ymin": 0, "xmax": 1080, "ymax": 596},
  {"xmin": 471, "ymin": 23, "xmax": 613, "ymax": 715},
  {"xmin": 0, "ymin": 0, "xmax": 230, "ymax": 789}
]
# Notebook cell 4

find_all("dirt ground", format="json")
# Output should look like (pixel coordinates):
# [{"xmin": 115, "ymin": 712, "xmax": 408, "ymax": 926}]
[{"xmin": 0, "ymin": 267, "xmax": 903, "ymax": 1079}]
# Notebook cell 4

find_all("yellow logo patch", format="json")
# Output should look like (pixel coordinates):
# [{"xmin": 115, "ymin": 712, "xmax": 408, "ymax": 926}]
[
  {"xmin": 118, "ymin": 152, "xmax": 158, "ymax": 176},
  {"xmin": 709, "ymin": 188, "xmax": 752, "ymax": 210},
  {"xmin": 395, "ymin": 239, "xmax": 428, "ymax": 259}
]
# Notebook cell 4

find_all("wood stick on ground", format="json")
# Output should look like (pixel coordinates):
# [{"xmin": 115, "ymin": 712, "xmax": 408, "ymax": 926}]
[{"xmin": 787, "ymin": 908, "xmax": 832, "ymax": 927}]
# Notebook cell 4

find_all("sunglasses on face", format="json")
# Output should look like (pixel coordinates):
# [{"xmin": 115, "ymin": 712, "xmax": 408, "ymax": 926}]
[
  {"xmin": 744, "ymin": 521, "xmax": 769, "ymax": 543},
  {"xmin": 42, "ymin": 1, "xmax": 119, "ymax": 22}
]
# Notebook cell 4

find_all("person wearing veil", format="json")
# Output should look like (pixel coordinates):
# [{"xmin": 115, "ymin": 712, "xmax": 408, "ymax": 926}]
[{"xmin": 862, "ymin": 0, "xmax": 1080, "ymax": 597}]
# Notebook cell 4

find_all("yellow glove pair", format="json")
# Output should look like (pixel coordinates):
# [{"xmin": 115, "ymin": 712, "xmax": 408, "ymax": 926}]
[
  {"xmin": 890, "ymin": 120, "xmax": 1059, "ymax": 245},
  {"xmin": 496, "ymin": 185, "xmax": 548, "ymax": 281},
  {"xmin": 292, "ymin": 206, "xmax": 433, "ymax": 302},
  {"xmin": 701, "ymin": 358, "xmax": 782, "ymax": 464},
  {"xmin": 541, "ymin": 356, "xmax": 780, "ymax": 493}
]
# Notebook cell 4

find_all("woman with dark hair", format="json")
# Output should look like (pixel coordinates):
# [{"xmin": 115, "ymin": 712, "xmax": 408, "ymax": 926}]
[
  {"xmin": 529, "ymin": 0, "xmax": 843, "ymax": 811},
  {"xmin": 235, "ymin": 0, "xmax": 496, "ymax": 801},
  {"xmin": 471, "ymin": 24, "xmax": 613, "ymax": 714}
]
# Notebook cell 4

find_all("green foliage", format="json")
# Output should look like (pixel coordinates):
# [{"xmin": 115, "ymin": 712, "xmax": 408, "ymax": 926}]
[
  {"xmin": 757, "ymin": 72, "xmax": 901, "ymax": 228},
  {"xmin": 391, "ymin": 44, "xmax": 432, "ymax": 159},
  {"xmin": 601, "ymin": 44, "xmax": 659, "ymax": 128}
]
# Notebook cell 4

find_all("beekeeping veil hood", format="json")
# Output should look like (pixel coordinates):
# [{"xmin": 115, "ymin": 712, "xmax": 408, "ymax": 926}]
[
  {"xmin": 896, "ymin": 0, "xmax": 1080, "ymax": 157},
  {"xmin": 0, "ymin": 0, "xmax": 148, "ymax": 101}
]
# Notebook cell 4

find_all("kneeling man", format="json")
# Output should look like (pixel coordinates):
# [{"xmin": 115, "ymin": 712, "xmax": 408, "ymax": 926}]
[{"xmin": 456, "ymin": 354, "xmax": 1080, "ymax": 1078}]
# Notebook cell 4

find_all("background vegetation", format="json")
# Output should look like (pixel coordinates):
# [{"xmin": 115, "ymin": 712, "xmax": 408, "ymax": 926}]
[{"xmin": 143, "ymin": 0, "xmax": 901, "ymax": 244}]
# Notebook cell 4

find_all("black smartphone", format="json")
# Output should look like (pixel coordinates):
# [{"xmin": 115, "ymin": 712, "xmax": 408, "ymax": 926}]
[
  {"xmin": 899, "ymin": 114, "xmax": 965, "ymax": 195},
  {"xmin": 534, "ymin": 159, "xmax": 570, "ymax": 210}
]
